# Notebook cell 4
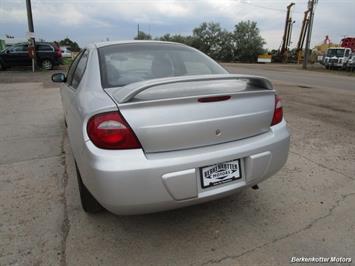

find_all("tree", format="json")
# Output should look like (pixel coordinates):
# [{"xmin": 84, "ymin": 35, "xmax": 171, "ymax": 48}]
[
  {"xmin": 217, "ymin": 31, "xmax": 235, "ymax": 62},
  {"xmin": 58, "ymin": 37, "xmax": 80, "ymax": 52},
  {"xmin": 158, "ymin": 33, "xmax": 173, "ymax": 42},
  {"xmin": 135, "ymin": 31, "xmax": 152, "ymax": 40},
  {"xmin": 146, "ymin": 20, "xmax": 265, "ymax": 62},
  {"xmin": 232, "ymin": 20, "xmax": 265, "ymax": 62},
  {"xmin": 192, "ymin": 22, "xmax": 227, "ymax": 60},
  {"xmin": 158, "ymin": 34, "xmax": 194, "ymax": 46}
]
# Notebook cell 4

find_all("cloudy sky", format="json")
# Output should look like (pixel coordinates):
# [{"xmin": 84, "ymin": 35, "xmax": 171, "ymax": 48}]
[{"xmin": 0, "ymin": 0, "xmax": 354, "ymax": 49}]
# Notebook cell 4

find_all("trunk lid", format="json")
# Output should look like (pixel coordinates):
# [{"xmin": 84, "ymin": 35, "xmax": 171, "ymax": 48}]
[{"xmin": 106, "ymin": 75, "xmax": 275, "ymax": 153}]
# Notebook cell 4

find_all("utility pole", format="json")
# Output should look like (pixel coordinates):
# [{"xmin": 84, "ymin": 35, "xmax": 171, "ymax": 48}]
[
  {"xmin": 137, "ymin": 24, "xmax": 140, "ymax": 40},
  {"xmin": 303, "ymin": 0, "xmax": 317, "ymax": 69},
  {"xmin": 26, "ymin": 0, "xmax": 36, "ymax": 72}
]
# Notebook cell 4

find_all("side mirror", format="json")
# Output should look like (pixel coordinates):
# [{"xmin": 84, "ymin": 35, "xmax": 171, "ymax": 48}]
[
  {"xmin": 51, "ymin": 73, "xmax": 66, "ymax": 83},
  {"xmin": 6, "ymin": 50, "xmax": 10, "ymax": 54}
]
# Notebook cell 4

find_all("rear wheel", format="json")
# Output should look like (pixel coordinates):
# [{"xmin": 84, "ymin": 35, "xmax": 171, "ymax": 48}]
[
  {"xmin": 41, "ymin": 59, "xmax": 53, "ymax": 70},
  {"xmin": 75, "ymin": 162, "xmax": 104, "ymax": 213}
]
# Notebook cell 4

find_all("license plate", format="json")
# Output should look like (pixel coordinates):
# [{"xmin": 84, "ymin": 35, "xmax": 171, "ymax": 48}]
[{"xmin": 200, "ymin": 159, "xmax": 241, "ymax": 188}]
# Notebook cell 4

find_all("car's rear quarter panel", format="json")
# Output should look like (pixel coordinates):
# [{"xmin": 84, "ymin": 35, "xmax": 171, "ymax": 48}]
[{"xmin": 60, "ymin": 48, "xmax": 118, "ymax": 171}]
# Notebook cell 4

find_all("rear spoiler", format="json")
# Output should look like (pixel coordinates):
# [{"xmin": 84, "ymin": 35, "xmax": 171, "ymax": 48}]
[{"xmin": 112, "ymin": 74, "xmax": 273, "ymax": 104}]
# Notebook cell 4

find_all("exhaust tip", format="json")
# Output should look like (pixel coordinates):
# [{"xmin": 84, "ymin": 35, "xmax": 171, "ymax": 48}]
[{"xmin": 251, "ymin": 184, "xmax": 259, "ymax": 190}]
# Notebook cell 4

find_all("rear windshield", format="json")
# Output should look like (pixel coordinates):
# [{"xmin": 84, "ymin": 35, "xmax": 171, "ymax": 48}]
[{"xmin": 98, "ymin": 43, "xmax": 227, "ymax": 88}]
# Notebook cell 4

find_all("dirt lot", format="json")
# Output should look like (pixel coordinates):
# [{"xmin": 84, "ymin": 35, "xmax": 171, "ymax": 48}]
[{"xmin": 0, "ymin": 64, "xmax": 354, "ymax": 266}]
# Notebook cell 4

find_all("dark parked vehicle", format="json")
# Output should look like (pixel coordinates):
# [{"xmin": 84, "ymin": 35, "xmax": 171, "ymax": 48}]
[{"xmin": 0, "ymin": 42, "xmax": 62, "ymax": 70}]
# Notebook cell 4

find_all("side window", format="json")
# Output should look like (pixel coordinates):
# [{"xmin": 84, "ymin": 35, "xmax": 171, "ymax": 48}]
[
  {"xmin": 37, "ymin": 45, "xmax": 53, "ymax": 51},
  {"xmin": 10, "ymin": 44, "xmax": 27, "ymax": 53},
  {"xmin": 345, "ymin": 50, "xmax": 350, "ymax": 57},
  {"xmin": 71, "ymin": 50, "xmax": 89, "ymax": 89},
  {"xmin": 66, "ymin": 50, "xmax": 84, "ymax": 85}
]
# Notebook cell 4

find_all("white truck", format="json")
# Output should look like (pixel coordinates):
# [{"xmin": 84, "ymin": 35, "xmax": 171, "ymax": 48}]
[{"xmin": 323, "ymin": 47, "xmax": 352, "ymax": 69}]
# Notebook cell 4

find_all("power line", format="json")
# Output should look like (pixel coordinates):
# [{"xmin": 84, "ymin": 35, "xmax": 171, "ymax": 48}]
[{"xmin": 239, "ymin": 1, "xmax": 302, "ymax": 14}]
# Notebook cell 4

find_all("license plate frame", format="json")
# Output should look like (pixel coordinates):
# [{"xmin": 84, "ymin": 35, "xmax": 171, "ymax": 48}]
[{"xmin": 200, "ymin": 159, "xmax": 242, "ymax": 189}]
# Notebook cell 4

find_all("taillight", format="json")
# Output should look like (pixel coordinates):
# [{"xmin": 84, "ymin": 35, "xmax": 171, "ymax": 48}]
[
  {"xmin": 87, "ymin": 111, "xmax": 141, "ymax": 149},
  {"xmin": 271, "ymin": 95, "xmax": 283, "ymax": 126}
]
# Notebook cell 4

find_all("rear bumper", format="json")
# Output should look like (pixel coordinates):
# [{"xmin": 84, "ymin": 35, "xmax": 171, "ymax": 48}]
[
  {"xmin": 324, "ymin": 62, "xmax": 344, "ymax": 67},
  {"xmin": 77, "ymin": 120, "xmax": 290, "ymax": 215}
]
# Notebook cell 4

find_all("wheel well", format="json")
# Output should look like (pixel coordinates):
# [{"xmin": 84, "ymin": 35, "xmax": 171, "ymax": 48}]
[{"xmin": 40, "ymin": 58, "xmax": 53, "ymax": 64}]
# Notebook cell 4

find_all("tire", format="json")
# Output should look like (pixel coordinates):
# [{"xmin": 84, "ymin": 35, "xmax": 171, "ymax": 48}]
[
  {"xmin": 41, "ymin": 59, "xmax": 53, "ymax": 70},
  {"xmin": 75, "ymin": 162, "xmax": 104, "ymax": 213}
]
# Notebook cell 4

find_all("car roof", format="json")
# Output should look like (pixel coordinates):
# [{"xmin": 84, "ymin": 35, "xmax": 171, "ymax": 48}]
[{"xmin": 93, "ymin": 40, "xmax": 186, "ymax": 49}]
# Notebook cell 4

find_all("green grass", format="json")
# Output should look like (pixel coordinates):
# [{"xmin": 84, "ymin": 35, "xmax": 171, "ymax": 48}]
[{"xmin": 62, "ymin": 58, "xmax": 74, "ymax": 65}]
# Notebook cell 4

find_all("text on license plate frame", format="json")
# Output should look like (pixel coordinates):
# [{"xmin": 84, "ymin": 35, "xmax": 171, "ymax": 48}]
[{"xmin": 200, "ymin": 159, "xmax": 242, "ymax": 189}]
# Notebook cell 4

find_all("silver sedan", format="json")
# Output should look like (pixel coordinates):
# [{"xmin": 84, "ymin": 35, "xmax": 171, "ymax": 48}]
[{"xmin": 52, "ymin": 41, "xmax": 290, "ymax": 215}]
